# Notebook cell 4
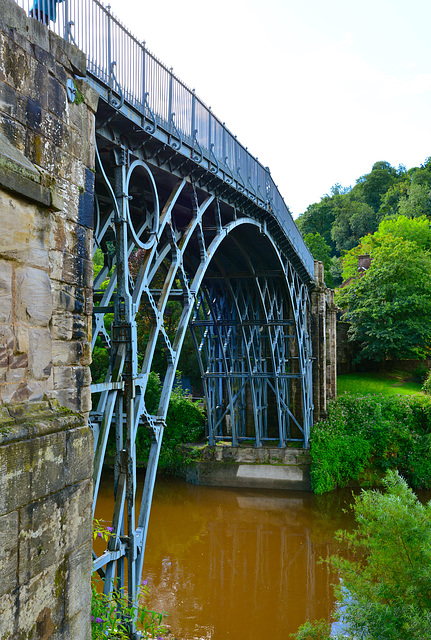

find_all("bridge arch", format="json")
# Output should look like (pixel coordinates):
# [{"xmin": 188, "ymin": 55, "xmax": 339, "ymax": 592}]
[{"xmin": 91, "ymin": 139, "xmax": 313, "ymax": 620}]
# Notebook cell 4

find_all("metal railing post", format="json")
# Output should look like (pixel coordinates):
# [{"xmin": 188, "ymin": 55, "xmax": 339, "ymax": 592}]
[
  {"xmin": 191, "ymin": 89, "xmax": 196, "ymax": 140},
  {"xmin": 141, "ymin": 42, "xmax": 146, "ymax": 112},
  {"xmin": 63, "ymin": 0, "xmax": 69, "ymax": 41},
  {"xmin": 168, "ymin": 68, "xmax": 173, "ymax": 124},
  {"xmin": 107, "ymin": 4, "xmax": 112, "ymax": 89}
]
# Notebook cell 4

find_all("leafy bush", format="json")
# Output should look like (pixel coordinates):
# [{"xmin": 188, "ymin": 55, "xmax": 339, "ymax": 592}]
[
  {"xmin": 292, "ymin": 471, "xmax": 431, "ymax": 640},
  {"xmin": 413, "ymin": 364, "xmax": 429, "ymax": 382},
  {"xmin": 91, "ymin": 578, "xmax": 166, "ymax": 639},
  {"xmin": 423, "ymin": 369, "xmax": 431, "ymax": 395},
  {"xmin": 136, "ymin": 373, "xmax": 205, "ymax": 473},
  {"xmin": 331, "ymin": 471, "xmax": 431, "ymax": 640},
  {"xmin": 310, "ymin": 394, "xmax": 431, "ymax": 493},
  {"xmin": 290, "ymin": 619, "xmax": 331, "ymax": 640},
  {"xmin": 92, "ymin": 521, "xmax": 166, "ymax": 639}
]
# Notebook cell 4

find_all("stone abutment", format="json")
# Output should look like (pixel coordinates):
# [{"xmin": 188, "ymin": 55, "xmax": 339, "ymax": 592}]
[{"xmin": 0, "ymin": 0, "xmax": 97, "ymax": 637}]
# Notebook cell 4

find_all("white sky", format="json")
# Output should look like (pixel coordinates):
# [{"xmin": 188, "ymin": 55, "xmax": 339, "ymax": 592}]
[{"xmin": 106, "ymin": 0, "xmax": 431, "ymax": 218}]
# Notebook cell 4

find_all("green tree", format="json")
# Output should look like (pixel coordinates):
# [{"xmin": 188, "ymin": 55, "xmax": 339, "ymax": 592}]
[
  {"xmin": 331, "ymin": 199, "xmax": 377, "ymax": 253},
  {"xmin": 398, "ymin": 182, "xmax": 431, "ymax": 218},
  {"xmin": 376, "ymin": 215, "xmax": 431, "ymax": 251},
  {"xmin": 296, "ymin": 196, "xmax": 338, "ymax": 253},
  {"xmin": 292, "ymin": 471, "xmax": 431, "ymax": 640},
  {"xmin": 352, "ymin": 161, "xmax": 402, "ymax": 213},
  {"xmin": 303, "ymin": 232, "xmax": 334, "ymax": 287},
  {"xmin": 378, "ymin": 179, "xmax": 410, "ymax": 218},
  {"xmin": 332, "ymin": 471, "xmax": 431, "ymax": 640},
  {"xmin": 336, "ymin": 234, "xmax": 431, "ymax": 361}
]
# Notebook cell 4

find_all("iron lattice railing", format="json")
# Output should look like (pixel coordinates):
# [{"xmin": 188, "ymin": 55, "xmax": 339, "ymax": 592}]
[{"xmin": 13, "ymin": 0, "xmax": 314, "ymax": 279}]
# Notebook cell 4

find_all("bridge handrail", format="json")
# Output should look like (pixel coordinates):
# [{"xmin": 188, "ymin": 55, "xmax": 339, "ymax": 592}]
[{"xmin": 13, "ymin": 0, "xmax": 314, "ymax": 278}]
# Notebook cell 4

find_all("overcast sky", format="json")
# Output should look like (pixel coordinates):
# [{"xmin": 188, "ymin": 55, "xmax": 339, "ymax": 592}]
[{"xmin": 106, "ymin": 0, "xmax": 431, "ymax": 218}]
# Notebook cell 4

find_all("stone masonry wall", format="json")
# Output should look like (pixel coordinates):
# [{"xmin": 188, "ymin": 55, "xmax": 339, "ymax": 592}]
[{"xmin": 0, "ymin": 0, "xmax": 97, "ymax": 637}]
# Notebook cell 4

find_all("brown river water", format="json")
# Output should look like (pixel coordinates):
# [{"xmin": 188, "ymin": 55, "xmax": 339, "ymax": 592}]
[{"xmin": 94, "ymin": 472, "xmax": 363, "ymax": 639}]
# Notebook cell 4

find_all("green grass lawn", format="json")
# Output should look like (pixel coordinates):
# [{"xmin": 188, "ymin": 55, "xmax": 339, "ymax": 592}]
[{"xmin": 337, "ymin": 370, "xmax": 424, "ymax": 397}]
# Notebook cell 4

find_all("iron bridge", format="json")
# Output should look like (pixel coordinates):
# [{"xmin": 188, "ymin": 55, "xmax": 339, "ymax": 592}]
[{"xmin": 17, "ymin": 0, "xmax": 315, "ymax": 636}]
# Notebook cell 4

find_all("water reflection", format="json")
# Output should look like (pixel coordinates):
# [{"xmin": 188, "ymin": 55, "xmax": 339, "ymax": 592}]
[{"xmin": 95, "ymin": 474, "xmax": 357, "ymax": 640}]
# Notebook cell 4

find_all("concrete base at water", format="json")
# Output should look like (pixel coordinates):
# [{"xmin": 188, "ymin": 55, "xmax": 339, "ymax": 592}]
[{"xmin": 184, "ymin": 445, "xmax": 312, "ymax": 491}]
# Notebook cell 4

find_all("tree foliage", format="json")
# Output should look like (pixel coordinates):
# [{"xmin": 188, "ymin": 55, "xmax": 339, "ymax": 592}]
[
  {"xmin": 292, "ymin": 471, "xmax": 431, "ymax": 640},
  {"xmin": 332, "ymin": 471, "xmax": 431, "ymax": 640},
  {"xmin": 310, "ymin": 394, "xmax": 431, "ymax": 494},
  {"xmin": 303, "ymin": 232, "xmax": 334, "ymax": 286},
  {"xmin": 295, "ymin": 157, "xmax": 431, "ymax": 290},
  {"xmin": 336, "ymin": 217, "xmax": 431, "ymax": 361}
]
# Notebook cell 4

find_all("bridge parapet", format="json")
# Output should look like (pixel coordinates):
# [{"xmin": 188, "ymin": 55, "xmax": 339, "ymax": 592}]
[{"xmin": 12, "ymin": 0, "xmax": 314, "ymax": 281}]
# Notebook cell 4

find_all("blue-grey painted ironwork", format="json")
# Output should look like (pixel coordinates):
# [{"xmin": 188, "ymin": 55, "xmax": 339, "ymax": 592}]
[
  {"xmin": 14, "ymin": 1, "xmax": 316, "ymax": 637},
  {"xmin": 14, "ymin": 0, "xmax": 313, "ymax": 279},
  {"xmin": 89, "ymin": 134, "xmax": 313, "ymax": 636}
]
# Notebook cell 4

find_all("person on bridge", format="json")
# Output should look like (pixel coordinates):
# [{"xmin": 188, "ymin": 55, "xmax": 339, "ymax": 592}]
[{"xmin": 29, "ymin": 0, "xmax": 64, "ymax": 25}]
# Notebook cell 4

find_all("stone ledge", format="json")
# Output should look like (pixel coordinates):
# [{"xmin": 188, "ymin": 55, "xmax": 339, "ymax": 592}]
[
  {"xmin": 0, "ymin": 399, "xmax": 84, "ymax": 444},
  {"xmin": 186, "ymin": 460, "xmax": 312, "ymax": 491},
  {"xmin": 182, "ymin": 442, "xmax": 311, "ymax": 465},
  {"xmin": 0, "ymin": 132, "xmax": 63, "ymax": 210}
]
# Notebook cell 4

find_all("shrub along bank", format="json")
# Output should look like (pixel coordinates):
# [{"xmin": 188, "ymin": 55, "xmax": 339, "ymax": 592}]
[
  {"xmin": 135, "ymin": 372, "xmax": 205, "ymax": 474},
  {"xmin": 310, "ymin": 394, "xmax": 431, "ymax": 494}
]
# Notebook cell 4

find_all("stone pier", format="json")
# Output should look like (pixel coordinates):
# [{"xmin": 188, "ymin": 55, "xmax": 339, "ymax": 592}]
[
  {"xmin": 311, "ymin": 260, "xmax": 337, "ymax": 422},
  {"xmin": 0, "ymin": 0, "xmax": 97, "ymax": 637},
  {"xmin": 184, "ymin": 444, "xmax": 312, "ymax": 491}
]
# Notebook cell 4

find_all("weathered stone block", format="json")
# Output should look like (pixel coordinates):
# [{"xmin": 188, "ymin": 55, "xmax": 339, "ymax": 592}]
[
  {"xmin": 15, "ymin": 267, "xmax": 53, "ymax": 327},
  {"xmin": 0, "ymin": 259, "xmax": 12, "ymax": 323},
  {"xmin": 2, "ymin": 380, "xmax": 29, "ymax": 404},
  {"xmin": 0, "ymin": 590, "xmax": 17, "ymax": 638},
  {"xmin": 66, "ymin": 429, "xmax": 93, "ymax": 486},
  {"xmin": 0, "ymin": 78, "xmax": 17, "ymax": 117},
  {"xmin": 28, "ymin": 327, "xmax": 52, "ymax": 380},
  {"xmin": 0, "ymin": 510, "xmax": 18, "ymax": 597},
  {"xmin": 48, "ymin": 30, "xmax": 87, "ymax": 77},
  {"xmin": 80, "ymin": 340, "xmax": 91, "ymax": 366},
  {"xmin": 6, "ymin": 366, "xmax": 25, "ymax": 385},
  {"xmin": 51, "ymin": 311, "xmax": 73, "ymax": 340},
  {"xmin": 72, "ymin": 313, "xmax": 87, "ymax": 340},
  {"xmin": 0, "ymin": 111, "xmax": 27, "ymax": 152},
  {"xmin": 30, "ymin": 431, "xmax": 67, "ymax": 501},
  {"xmin": 52, "ymin": 339, "xmax": 82, "ymax": 366},
  {"xmin": 79, "ymin": 385, "xmax": 92, "ymax": 413},
  {"xmin": 29, "ymin": 61, "xmax": 50, "ymax": 112},
  {"xmin": 19, "ymin": 493, "xmax": 63, "ymax": 584},
  {"xmin": 0, "ymin": 430, "xmax": 66, "ymax": 512},
  {"xmin": 52, "ymin": 282, "xmax": 84, "ymax": 314},
  {"xmin": 11, "ymin": 379, "xmax": 46, "ymax": 404},
  {"xmin": 65, "ymin": 540, "xmax": 92, "ymax": 620},
  {"xmin": 62, "ymin": 252, "xmax": 92, "ymax": 288},
  {"xmin": 17, "ymin": 562, "xmax": 66, "ymax": 638},
  {"xmin": 0, "ymin": 324, "xmax": 14, "ymax": 369},
  {"xmin": 63, "ymin": 479, "xmax": 92, "ymax": 552},
  {"xmin": 0, "ymin": 439, "xmax": 32, "ymax": 513},
  {"xmin": 53, "ymin": 609, "xmax": 92, "ymax": 640},
  {"xmin": 53, "ymin": 364, "xmax": 73, "ymax": 390},
  {"xmin": 0, "ymin": 188, "xmax": 49, "ymax": 267},
  {"xmin": 15, "ymin": 325, "xmax": 28, "ymax": 354}
]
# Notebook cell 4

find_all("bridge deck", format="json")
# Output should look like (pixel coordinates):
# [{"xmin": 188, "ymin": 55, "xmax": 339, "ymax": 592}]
[{"xmin": 13, "ymin": 0, "xmax": 314, "ymax": 281}]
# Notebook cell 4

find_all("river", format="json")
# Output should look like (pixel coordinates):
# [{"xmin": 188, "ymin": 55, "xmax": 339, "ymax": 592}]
[{"xmin": 95, "ymin": 472, "xmax": 362, "ymax": 639}]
